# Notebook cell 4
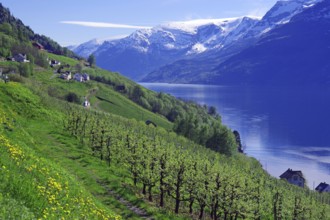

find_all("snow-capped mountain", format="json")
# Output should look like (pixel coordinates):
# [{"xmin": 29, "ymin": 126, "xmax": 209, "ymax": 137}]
[
  {"xmin": 143, "ymin": 0, "xmax": 327, "ymax": 83},
  {"xmin": 70, "ymin": 38, "xmax": 108, "ymax": 58},
  {"xmin": 146, "ymin": 0, "xmax": 330, "ymax": 85},
  {"xmin": 72, "ymin": 0, "xmax": 325, "ymax": 82},
  {"xmin": 207, "ymin": 0, "xmax": 330, "ymax": 85},
  {"xmin": 73, "ymin": 17, "xmax": 259, "ymax": 80},
  {"xmin": 243, "ymin": 0, "xmax": 323, "ymax": 39}
]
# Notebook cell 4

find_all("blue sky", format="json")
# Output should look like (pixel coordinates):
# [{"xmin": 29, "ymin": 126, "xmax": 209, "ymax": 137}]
[{"xmin": 1, "ymin": 0, "xmax": 277, "ymax": 46}]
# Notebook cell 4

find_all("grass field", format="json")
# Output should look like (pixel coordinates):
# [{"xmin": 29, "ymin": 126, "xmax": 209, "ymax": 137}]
[{"xmin": 0, "ymin": 81, "xmax": 187, "ymax": 219}]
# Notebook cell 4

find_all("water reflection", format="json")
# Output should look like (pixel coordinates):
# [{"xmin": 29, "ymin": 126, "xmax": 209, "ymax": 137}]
[{"xmin": 141, "ymin": 83, "xmax": 330, "ymax": 188}]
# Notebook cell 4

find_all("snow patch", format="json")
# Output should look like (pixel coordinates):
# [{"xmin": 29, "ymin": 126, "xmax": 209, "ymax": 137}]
[
  {"xmin": 164, "ymin": 43, "xmax": 175, "ymax": 49},
  {"xmin": 187, "ymin": 43, "xmax": 207, "ymax": 55},
  {"xmin": 162, "ymin": 17, "xmax": 245, "ymax": 33}
]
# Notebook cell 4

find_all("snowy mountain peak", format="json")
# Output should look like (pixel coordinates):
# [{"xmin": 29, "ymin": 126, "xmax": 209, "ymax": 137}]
[
  {"xmin": 72, "ymin": 0, "xmax": 327, "ymax": 81},
  {"xmin": 264, "ymin": 0, "xmax": 323, "ymax": 23},
  {"xmin": 160, "ymin": 17, "xmax": 244, "ymax": 33},
  {"xmin": 242, "ymin": 0, "xmax": 323, "ymax": 39}
]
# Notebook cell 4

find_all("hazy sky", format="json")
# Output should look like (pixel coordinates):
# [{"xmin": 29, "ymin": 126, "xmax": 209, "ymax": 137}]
[{"xmin": 1, "ymin": 0, "xmax": 277, "ymax": 46}]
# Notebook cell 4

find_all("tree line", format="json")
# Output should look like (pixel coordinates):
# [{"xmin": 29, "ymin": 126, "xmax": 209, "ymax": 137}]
[{"xmin": 87, "ymin": 73, "xmax": 239, "ymax": 155}]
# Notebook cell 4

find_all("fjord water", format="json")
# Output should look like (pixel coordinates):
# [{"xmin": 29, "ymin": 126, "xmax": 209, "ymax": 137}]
[{"xmin": 141, "ymin": 83, "xmax": 330, "ymax": 188}]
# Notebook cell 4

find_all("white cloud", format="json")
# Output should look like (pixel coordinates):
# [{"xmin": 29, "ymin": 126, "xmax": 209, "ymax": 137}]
[{"xmin": 60, "ymin": 21, "xmax": 151, "ymax": 29}]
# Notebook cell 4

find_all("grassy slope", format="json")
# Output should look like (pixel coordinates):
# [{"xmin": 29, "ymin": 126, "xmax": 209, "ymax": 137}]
[
  {"xmin": 0, "ymin": 81, "xmax": 185, "ymax": 219},
  {"xmin": 0, "ymin": 83, "xmax": 120, "ymax": 219},
  {"xmin": 0, "ymin": 56, "xmax": 184, "ymax": 219},
  {"xmin": 1, "ymin": 55, "xmax": 329, "ymax": 219},
  {"xmin": 30, "ymin": 53, "xmax": 172, "ymax": 130}
]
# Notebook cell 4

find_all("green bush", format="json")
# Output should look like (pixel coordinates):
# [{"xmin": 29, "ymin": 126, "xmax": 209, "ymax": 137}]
[{"xmin": 65, "ymin": 92, "xmax": 81, "ymax": 104}]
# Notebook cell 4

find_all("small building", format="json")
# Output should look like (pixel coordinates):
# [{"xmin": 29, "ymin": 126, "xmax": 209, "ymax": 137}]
[
  {"xmin": 13, "ymin": 54, "xmax": 29, "ymax": 63},
  {"xmin": 73, "ymin": 73, "xmax": 89, "ymax": 82},
  {"xmin": 82, "ymin": 73, "xmax": 90, "ymax": 81},
  {"xmin": 315, "ymin": 182, "xmax": 330, "ymax": 193},
  {"xmin": 60, "ymin": 71, "xmax": 72, "ymax": 80},
  {"xmin": 73, "ymin": 73, "xmax": 84, "ymax": 82},
  {"xmin": 83, "ymin": 98, "xmax": 90, "ymax": 108},
  {"xmin": 49, "ymin": 59, "xmax": 61, "ymax": 67},
  {"xmin": 33, "ymin": 42, "xmax": 44, "ymax": 50},
  {"xmin": 280, "ymin": 168, "xmax": 305, "ymax": 188}
]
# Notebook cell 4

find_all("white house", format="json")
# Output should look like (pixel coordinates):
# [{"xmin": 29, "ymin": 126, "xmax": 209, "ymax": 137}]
[
  {"xmin": 74, "ymin": 73, "xmax": 90, "ymax": 82},
  {"xmin": 13, "ymin": 54, "xmax": 29, "ymax": 63},
  {"xmin": 50, "ymin": 59, "xmax": 61, "ymax": 67},
  {"xmin": 60, "ymin": 72, "xmax": 72, "ymax": 80},
  {"xmin": 82, "ymin": 73, "xmax": 90, "ymax": 81},
  {"xmin": 73, "ymin": 73, "xmax": 84, "ymax": 82},
  {"xmin": 83, "ymin": 98, "xmax": 90, "ymax": 108}
]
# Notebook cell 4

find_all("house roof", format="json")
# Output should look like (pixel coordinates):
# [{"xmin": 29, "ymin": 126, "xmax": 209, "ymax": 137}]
[
  {"xmin": 280, "ymin": 168, "xmax": 305, "ymax": 180},
  {"xmin": 315, "ymin": 182, "xmax": 329, "ymax": 192},
  {"xmin": 14, "ymin": 53, "xmax": 26, "ymax": 59},
  {"xmin": 33, "ymin": 42, "xmax": 44, "ymax": 48}
]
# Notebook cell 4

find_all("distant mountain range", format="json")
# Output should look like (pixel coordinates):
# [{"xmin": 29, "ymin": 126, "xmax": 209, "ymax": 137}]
[
  {"xmin": 72, "ymin": 0, "xmax": 329, "ymax": 85},
  {"xmin": 72, "ymin": 17, "xmax": 260, "ymax": 80}
]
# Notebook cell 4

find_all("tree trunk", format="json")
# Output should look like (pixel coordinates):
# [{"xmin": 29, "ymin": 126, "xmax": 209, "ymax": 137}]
[
  {"xmin": 199, "ymin": 204, "xmax": 205, "ymax": 219},
  {"xmin": 133, "ymin": 173, "xmax": 137, "ymax": 186},
  {"xmin": 234, "ymin": 212, "xmax": 239, "ymax": 220},
  {"xmin": 106, "ymin": 137, "xmax": 111, "ymax": 166},
  {"xmin": 160, "ymin": 186, "xmax": 164, "ymax": 207},
  {"xmin": 174, "ymin": 165, "xmax": 184, "ymax": 214},
  {"xmin": 142, "ymin": 183, "xmax": 147, "ymax": 195},
  {"xmin": 159, "ymin": 154, "xmax": 166, "ymax": 207},
  {"xmin": 189, "ymin": 199, "xmax": 194, "ymax": 214},
  {"xmin": 175, "ymin": 197, "xmax": 181, "ymax": 214},
  {"xmin": 148, "ymin": 185, "xmax": 153, "ymax": 202},
  {"xmin": 213, "ymin": 201, "xmax": 219, "ymax": 220}
]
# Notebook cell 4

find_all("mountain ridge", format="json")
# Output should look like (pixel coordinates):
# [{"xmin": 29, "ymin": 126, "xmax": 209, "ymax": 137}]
[
  {"xmin": 72, "ymin": 0, "xmax": 325, "ymax": 83},
  {"xmin": 73, "ymin": 16, "xmax": 260, "ymax": 80},
  {"xmin": 142, "ymin": 0, "xmax": 329, "ymax": 84},
  {"xmin": 202, "ymin": 0, "xmax": 330, "ymax": 85}
]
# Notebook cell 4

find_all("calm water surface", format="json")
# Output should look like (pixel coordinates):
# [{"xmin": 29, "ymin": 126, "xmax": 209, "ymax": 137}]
[{"xmin": 141, "ymin": 83, "xmax": 330, "ymax": 188}]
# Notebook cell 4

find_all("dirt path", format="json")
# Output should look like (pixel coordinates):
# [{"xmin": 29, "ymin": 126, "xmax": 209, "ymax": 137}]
[
  {"xmin": 86, "ymin": 87, "xmax": 102, "ymax": 109},
  {"xmin": 96, "ymin": 180, "xmax": 154, "ymax": 220}
]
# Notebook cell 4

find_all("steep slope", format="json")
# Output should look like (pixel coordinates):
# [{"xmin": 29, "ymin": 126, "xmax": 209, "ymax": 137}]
[
  {"xmin": 1, "ymin": 3, "xmax": 329, "ymax": 219},
  {"xmin": 0, "ymin": 3, "xmax": 74, "ymax": 57},
  {"xmin": 208, "ymin": 0, "xmax": 330, "ymax": 85},
  {"xmin": 243, "ymin": 0, "xmax": 323, "ymax": 39},
  {"xmin": 73, "ymin": 17, "xmax": 259, "ymax": 80},
  {"xmin": 143, "ymin": 0, "xmax": 324, "ymax": 83}
]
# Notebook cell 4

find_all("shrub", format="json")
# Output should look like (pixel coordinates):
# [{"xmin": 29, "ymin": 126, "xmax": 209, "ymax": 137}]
[{"xmin": 65, "ymin": 92, "xmax": 80, "ymax": 104}]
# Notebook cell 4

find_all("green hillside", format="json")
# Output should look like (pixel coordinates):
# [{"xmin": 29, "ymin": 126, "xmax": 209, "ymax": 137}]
[
  {"xmin": 0, "ymin": 3, "xmax": 329, "ymax": 220},
  {"xmin": 1, "ymin": 74, "xmax": 329, "ymax": 219}
]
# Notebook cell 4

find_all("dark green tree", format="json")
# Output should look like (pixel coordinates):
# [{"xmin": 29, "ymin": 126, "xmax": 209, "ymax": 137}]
[
  {"xmin": 65, "ymin": 92, "xmax": 80, "ymax": 104},
  {"xmin": 87, "ymin": 54, "xmax": 96, "ymax": 67}
]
